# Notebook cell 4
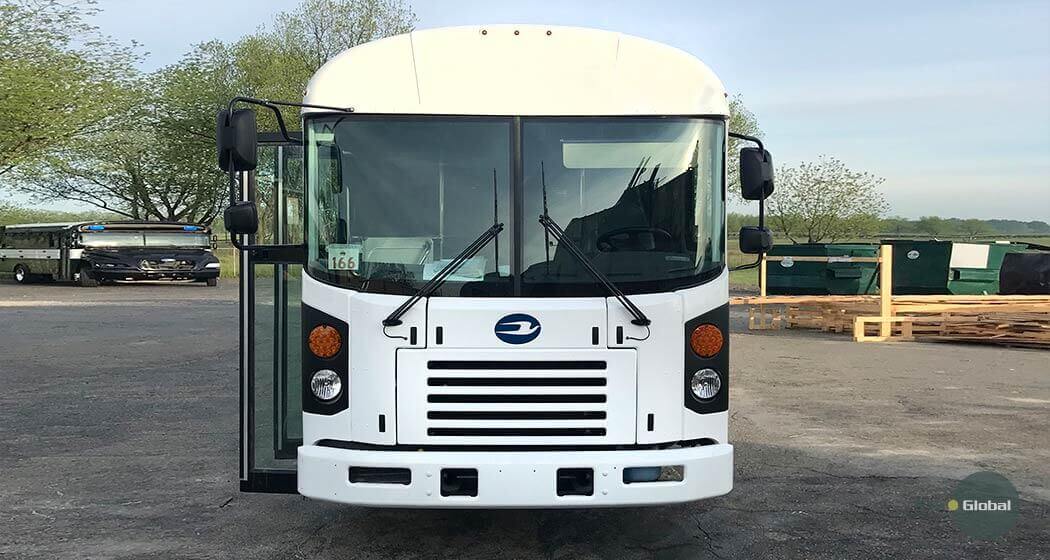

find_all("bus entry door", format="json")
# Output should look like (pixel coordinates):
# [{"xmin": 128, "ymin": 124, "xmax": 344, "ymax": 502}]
[{"xmin": 239, "ymin": 138, "xmax": 305, "ymax": 493}]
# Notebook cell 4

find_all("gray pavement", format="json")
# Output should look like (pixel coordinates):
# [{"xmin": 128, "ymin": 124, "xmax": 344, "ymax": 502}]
[{"xmin": 0, "ymin": 280, "xmax": 1047, "ymax": 559}]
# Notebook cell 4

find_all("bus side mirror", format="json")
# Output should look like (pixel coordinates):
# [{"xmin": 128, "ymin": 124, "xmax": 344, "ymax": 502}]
[
  {"xmin": 739, "ymin": 226, "xmax": 773, "ymax": 254},
  {"xmin": 224, "ymin": 201, "xmax": 259, "ymax": 235},
  {"xmin": 739, "ymin": 147, "xmax": 774, "ymax": 201},
  {"xmin": 216, "ymin": 108, "xmax": 258, "ymax": 172}
]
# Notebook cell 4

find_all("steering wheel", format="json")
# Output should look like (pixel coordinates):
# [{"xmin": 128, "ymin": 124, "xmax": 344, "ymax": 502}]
[{"xmin": 596, "ymin": 227, "xmax": 674, "ymax": 252}]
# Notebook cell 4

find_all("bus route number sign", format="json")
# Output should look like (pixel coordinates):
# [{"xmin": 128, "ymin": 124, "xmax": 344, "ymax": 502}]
[{"xmin": 327, "ymin": 244, "xmax": 361, "ymax": 271}]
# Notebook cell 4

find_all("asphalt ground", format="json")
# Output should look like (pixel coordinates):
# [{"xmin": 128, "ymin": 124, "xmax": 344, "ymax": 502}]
[{"xmin": 1, "ymin": 280, "xmax": 1047, "ymax": 559}]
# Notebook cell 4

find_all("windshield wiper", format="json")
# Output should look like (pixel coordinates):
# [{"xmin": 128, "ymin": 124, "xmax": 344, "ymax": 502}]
[
  {"xmin": 382, "ymin": 223, "xmax": 505, "ymax": 327},
  {"xmin": 537, "ymin": 214, "xmax": 651, "ymax": 327}
]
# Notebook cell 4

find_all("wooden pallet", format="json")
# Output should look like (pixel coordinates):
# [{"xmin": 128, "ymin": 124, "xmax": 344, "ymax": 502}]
[
  {"xmin": 733, "ymin": 296, "xmax": 881, "ymax": 333},
  {"xmin": 854, "ymin": 310, "xmax": 1050, "ymax": 347},
  {"xmin": 733, "ymin": 245, "xmax": 1049, "ymax": 347},
  {"xmin": 733, "ymin": 294, "xmax": 1050, "ymax": 348}
]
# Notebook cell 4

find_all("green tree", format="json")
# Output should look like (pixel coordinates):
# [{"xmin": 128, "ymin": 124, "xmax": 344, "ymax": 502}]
[
  {"xmin": 916, "ymin": 215, "xmax": 949, "ymax": 236},
  {"xmin": 880, "ymin": 215, "xmax": 912, "ymax": 236},
  {"xmin": 768, "ymin": 155, "xmax": 888, "ymax": 243},
  {"xmin": 143, "ymin": 0, "xmax": 416, "ymax": 220},
  {"xmin": 726, "ymin": 212, "xmax": 757, "ymax": 234},
  {"xmin": 14, "ymin": 123, "xmax": 231, "ymax": 223},
  {"xmin": 229, "ymin": 0, "xmax": 416, "ymax": 128},
  {"xmin": 5, "ymin": 0, "xmax": 415, "ymax": 224},
  {"xmin": 0, "ymin": 0, "xmax": 139, "ymax": 177},
  {"xmin": 959, "ymin": 218, "xmax": 992, "ymax": 238},
  {"xmin": 11, "ymin": 66, "xmax": 233, "ymax": 224},
  {"xmin": 0, "ymin": 200, "xmax": 115, "ymax": 225}
]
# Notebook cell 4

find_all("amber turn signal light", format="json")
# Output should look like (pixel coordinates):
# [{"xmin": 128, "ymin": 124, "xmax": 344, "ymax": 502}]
[
  {"xmin": 690, "ymin": 324, "xmax": 723, "ymax": 358},
  {"xmin": 308, "ymin": 325, "xmax": 341, "ymax": 358}
]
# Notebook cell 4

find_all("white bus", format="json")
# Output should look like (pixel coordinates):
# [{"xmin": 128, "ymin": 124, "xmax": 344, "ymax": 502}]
[{"xmin": 220, "ymin": 25, "xmax": 773, "ymax": 506}]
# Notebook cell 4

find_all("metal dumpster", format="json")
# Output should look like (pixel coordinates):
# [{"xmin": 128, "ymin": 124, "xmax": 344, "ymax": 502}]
[
  {"xmin": 766, "ymin": 243, "xmax": 880, "ymax": 295},
  {"xmin": 999, "ymin": 251, "xmax": 1050, "ymax": 295},
  {"xmin": 882, "ymin": 240, "xmax": 1028, "ymax": 295}
]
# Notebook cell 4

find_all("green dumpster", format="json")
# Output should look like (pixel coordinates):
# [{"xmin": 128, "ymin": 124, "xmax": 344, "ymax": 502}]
[
  {"xmin": 882, "ymin": 240, "xmax": 1028, "ymax": 295},
  {"xmin": 766, "ymin": 243, "xmax": 880, "ymax": 295}
]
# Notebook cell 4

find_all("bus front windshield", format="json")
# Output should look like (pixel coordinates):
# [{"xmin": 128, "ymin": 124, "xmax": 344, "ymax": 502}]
[
  {"xmin": 306, "ymin": 116, "xmax": 725, "ymax": 297},
  {"xmin": 80, "ymin": 232, "xmax": 211, "ymax": 248}
]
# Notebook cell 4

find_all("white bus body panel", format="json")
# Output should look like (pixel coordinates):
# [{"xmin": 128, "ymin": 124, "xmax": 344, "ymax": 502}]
[
  {"xmin": 427, "ymin": 297, "xmax": 606, "ymax": 348},
  {"xmin": 0, "ymin": 249, "xmax": 61, "ymax": 259},
  {"xmin": 303, "ymin": 25, "xmax": 730, "ymax": 117}
]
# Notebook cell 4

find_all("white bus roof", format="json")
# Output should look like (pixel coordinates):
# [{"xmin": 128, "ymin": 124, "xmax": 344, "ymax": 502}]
[
  {"xmin": 0, "ymin": 222, "xmax": 79, "ymax": 231},
  {"xmin": 304, "ymin": 25, "xmax": 729, "ymax": 117},
  {"xmin": 1, "ymin": 221, "xmax": 210, "ymax": 233}
]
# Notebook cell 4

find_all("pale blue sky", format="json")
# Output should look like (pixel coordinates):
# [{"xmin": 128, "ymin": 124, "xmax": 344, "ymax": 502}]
[{"xmin": 58, "ymin": 0, "xmax": 1050, "ymax": 220}]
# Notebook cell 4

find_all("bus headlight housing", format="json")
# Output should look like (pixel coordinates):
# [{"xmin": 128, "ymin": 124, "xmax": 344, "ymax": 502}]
[
  {"xmin": 690, "ymin": 369, "xmax": 721, "ymax": 400},
  {"xmin": 310, "ymin": 369, "xmax": 342, "ymax": 402}
]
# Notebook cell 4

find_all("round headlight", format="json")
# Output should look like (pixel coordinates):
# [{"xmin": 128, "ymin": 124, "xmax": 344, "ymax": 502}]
[
  {"xmin": 690, "ymin": 369, "xmax": 721, "ymax": 400},
  {"xmin": 310, "ymin": 369, "xmax": 342, "ymax": 402}
]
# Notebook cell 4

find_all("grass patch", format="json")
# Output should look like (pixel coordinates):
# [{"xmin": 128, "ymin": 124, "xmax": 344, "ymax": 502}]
[
  {"xmin": 729, "ymin": 267, "xmax": 758, "ymax": 290},
  {"xmin": 728, "ymin": 247, "xmax": 760, "ymax": 291},
  {"xmin": 214, "ymin": 247, "xmax": 240, "ymax": 278}
]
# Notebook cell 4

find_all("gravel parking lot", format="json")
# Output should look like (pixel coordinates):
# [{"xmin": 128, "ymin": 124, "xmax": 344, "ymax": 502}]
[{"xmin": 1, "ymin": 281, "xmax": 1047, "ymax": 559}]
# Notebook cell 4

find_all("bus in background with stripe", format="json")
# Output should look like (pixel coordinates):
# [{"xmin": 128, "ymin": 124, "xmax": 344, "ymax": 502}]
[{"xmin": 0, "ymin": 222, "xmax": 221, "ymax": 287}]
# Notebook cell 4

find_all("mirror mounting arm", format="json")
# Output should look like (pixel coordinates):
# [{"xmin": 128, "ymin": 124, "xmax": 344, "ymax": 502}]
[
  {"xmin": 227, "ymin": 96, "xmax": 354, "ymax": 144},
  {"xmin": 728, "ymin": 131, "xmax": 764, "ymax": 153},
  {"xmin": 729, "ymin": 131, "xmax": 771, "ymax": 273}
]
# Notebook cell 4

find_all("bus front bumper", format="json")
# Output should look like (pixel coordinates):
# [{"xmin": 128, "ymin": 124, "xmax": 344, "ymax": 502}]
[
  {"xmin": 297, "ymin": 443, "xmax": 733, "ymax": 508},
  {"xmin": 93, "ymin": 269, "xmax": 219, "ymax": 281}
]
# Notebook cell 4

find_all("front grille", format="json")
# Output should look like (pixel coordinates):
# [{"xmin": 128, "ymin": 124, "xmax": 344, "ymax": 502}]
[
  {"xmin": 427, "ymin": 427, "xmax": 606, "ymax": 437},
  {"xmin": 428, "ymin": 360, "xmax": 607, "ymax": 370},
  {"xmin": 424, "ymin": 361, "xmax": 609, "ymax": 437},
  {"xmin": 424, "ymin": 360, "xmax": 608, "ymax": 439},
  {"xmin": 427, "ymin": 393, "xmax": 606, "ymax": 403},
  {"xmin": 428, "ymin": 377, "xmax": 607, "ymax": 387},
  {"xmin": 139, "ymin": 259, "xmax": 194, "ymax": 271},
  {"xmin": 426, "ymin": 411, "xmax": 607, "ymax": 420},
  {"xmin": 397, "ymin": 349, "xmax": 637, "ymax": 445}
]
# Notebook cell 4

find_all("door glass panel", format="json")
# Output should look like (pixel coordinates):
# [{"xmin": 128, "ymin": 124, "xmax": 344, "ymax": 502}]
[
  {"xmin": 280, "ymin": 263, "xmax": 302, "ymax": 456},
  {"xmin": 283, "ymin": 146, "xmax": 305, "ymax": 245},
  {"xmin": 255, "ymin": 144, "xmax": 304, "ymax": 246},
  {"xmin": 251, "ymin": 262, "xmax": 302, "ymax": 471},
  {"xmin": 254, "ymin": 148, "xmax": 277, "ymax": 245}
]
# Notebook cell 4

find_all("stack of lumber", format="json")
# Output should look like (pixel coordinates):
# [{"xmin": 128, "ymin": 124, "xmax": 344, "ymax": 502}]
[
  {"xmin": 730, "ymin": 295, "xmax": 1050, "ymax": 348},
  {"xmin": 873, "ymin": 295, "xmax": 1050, "ymax": 348},
  {"xmin": 731, "ymin": 296, "xmax": 878, "ymax": 333}
]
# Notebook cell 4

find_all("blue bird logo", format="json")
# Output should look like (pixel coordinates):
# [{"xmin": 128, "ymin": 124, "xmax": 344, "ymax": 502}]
[{"xmin": 494, "ymin": 313, "xmax": 541, "ymax": 344}]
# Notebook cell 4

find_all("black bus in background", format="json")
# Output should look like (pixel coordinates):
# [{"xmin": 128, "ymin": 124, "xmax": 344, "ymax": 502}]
[{"xmin": 0, "ymin": 222, "xmax": 221, "ymax": 287}]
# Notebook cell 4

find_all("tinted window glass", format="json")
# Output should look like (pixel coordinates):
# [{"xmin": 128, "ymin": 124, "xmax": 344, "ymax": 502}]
[
  {"xmin": 306, "ymin": 117, "xmax": 513, "ymax": 296},
  {"xmin": 521, "ymin": 118, "xmax": 725, "ymax": 296},
  {"xmin": 302, "ymin": 116, "xmax": 725, "ymax": 297}
]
